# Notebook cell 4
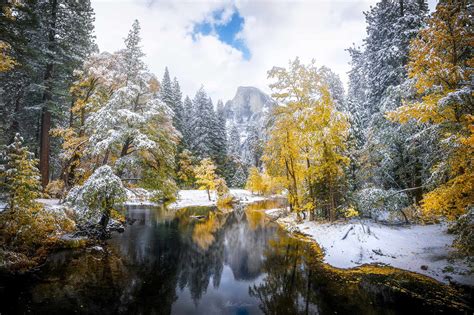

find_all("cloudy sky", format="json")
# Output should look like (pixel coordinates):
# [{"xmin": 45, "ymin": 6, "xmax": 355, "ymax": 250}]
[{"xmin": 91, "ymin": 0, "xmax": 437, "ymax": 102}]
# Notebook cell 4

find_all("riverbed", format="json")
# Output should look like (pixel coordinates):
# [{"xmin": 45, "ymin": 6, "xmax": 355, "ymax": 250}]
[{"xmin": 0, "ymin": 200, "xmax": 472, "ymax": 314}]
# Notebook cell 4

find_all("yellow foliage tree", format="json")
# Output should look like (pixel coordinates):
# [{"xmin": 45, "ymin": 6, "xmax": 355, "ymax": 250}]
[
  {"xmin": 264, "ymin": 58, "xmax": 350, "ymax": 220},
  {"xmin": 177, "ymin": 149, "xmax": 196, "ymax": 188},
  {"xmin": 194, "ymin": 158, "xmax": 217, "ymax": 201},
  {"xmin": 51, "ymin": 54, "xmax": 113, "ymax": 189},
  {"xmin": 246, "ymin": 167, "xmax": 265, "ymax": 195},
  {"xmin": 0, "ymin": 41, "xmax": 16, "ymax": 72},
  {"xmin": 387, "ymin": 1, "xmax": 473, "ymax": 220}
]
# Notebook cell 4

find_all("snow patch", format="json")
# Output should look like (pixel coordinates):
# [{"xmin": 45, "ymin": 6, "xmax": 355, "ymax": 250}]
[
  {"xmin": 124, "ymin": 188, "xmax": 158, "ymax": 206},
  {"xmin": 168, "ymin": 189, "xmax": 272, "ymax": 209},
  {"xmin": 0, "ymin": 201, "xmax": 6, "ymax": 213},
  {"xmin": 275, "ymin": 214, "xmax": 473, "ymax": 286}
]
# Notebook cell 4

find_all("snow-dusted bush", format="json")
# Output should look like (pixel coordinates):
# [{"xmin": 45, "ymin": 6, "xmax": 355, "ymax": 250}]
[
  {"xmin": 45, "ymin": 179, "xmax": 65, "ymax": 199},
  {"xmin": 66, "ymin": 166, "xmax": 126, "ymax": 227},
  {"xmin": 355, "ymin": 186, "xmax": 410, "ymax": 222}
]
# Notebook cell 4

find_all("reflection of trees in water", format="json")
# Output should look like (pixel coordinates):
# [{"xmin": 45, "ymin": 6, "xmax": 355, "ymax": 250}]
[
  {"xmin": 8, "ymin": 205, "xmax": 470, "ymax": 315},
  {"xmin": 177, "ymin": 211, "xmax": 226, "ymax": 302},
  {"xmin": 25, "ymin": 249, "xmax": 130, "ymax": 314},
  {"xmin": 249, "ymin": 229, "xmax": 472, "ymax": 315},
  {"xmin": 249, "ymin": 232, "xmax": 317, "ymax": 315},
  {"xmin": 175, "ymin": 205, "xmax": 279, "ymax": 301},
  {"xmin": 224, "ymin": 211, "xmax": 277, "ymax": 281}
]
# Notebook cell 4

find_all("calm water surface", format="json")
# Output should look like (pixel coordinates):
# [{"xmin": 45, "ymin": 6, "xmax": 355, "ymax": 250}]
[{"xmin": 0, "ymin": 200, "xmax": 472, "ymax": 314}]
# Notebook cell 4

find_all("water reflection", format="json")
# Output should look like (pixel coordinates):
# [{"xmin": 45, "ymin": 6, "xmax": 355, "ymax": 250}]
[{"xmin": 0, "ymin": 201, "xmax": 471, "ymax": 315}]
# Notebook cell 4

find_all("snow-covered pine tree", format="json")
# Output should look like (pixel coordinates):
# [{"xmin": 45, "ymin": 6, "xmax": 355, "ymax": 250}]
[
  {"xmin": 243, "ymin": 123, "xmax": 263, "ymax": 168},
  {"xmin": 214, "ymin": 100, "xmax": 228, "ymax": 170},
  {"xmin": 172, "ymin": 77, "xmax": 184, "ymax": 137},
  {"xmin": 181, "ymin": 95, "xmax": 194, "ymax": 150},
  {"xmin": 160, "ymin": 67, "xmax": 173, "ymax": 104},
  {"xmin": 0, "ymin": 133, "xmax": 74, "ymax": 252},
  {"xmin": 227, "ymin": 124, "xmax": 241, "ymax": 159},
  {"xmin": 230, "ymin": 164, "xmax": 247, "ymax": 188},
  {"xmin": 190, "ymin": 87, "xmax": 215, "ymax": 159},
  {"xmin": 319, "ymin": 66, "xmax": 346, "ymax": 111},
  {"xmin": 38, "ymin": 0, "xmax": 96, "ymax": 187},
  {"xmin": 160, "ymin": 67, "xmax": 184, "ymax": 136},
  {"xmin": 347, "ymin": 0, "xmax": 430, "ymax": 206},
  {"xmin": 1, "ymin": 133, "xmax": 42, "ymax": 211},
  {"xmin": 0, "ymin": 0, "xmax": 96, "ymax": 187}
]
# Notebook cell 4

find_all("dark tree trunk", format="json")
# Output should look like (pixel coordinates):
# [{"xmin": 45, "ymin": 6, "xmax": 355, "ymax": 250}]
[
  {"xmin": 9, "ymin": 87, "xmax": 24, "ymax": 142},
  {"xmin": 39, "ymin": 0, "xmax": 58, "ymax": 188},
  {"xmin": 102, "ymin": 149, "xmax": 110, "ymax": 166},
  {"xmin": 39, "ymin": 108, "xmax": 51, "ymax": 187}
]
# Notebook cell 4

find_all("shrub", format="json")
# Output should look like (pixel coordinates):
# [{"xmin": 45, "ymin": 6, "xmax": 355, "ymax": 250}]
[
  {"xmin": 45, "ymin": 179, "xmax": 66, "ymax": 199},
  {"xmin": 66, "ymin": 166, "xmax": 126, "ymax": 231},
  {"xmin": 355, "ymin": 186, "xmax": 410, "ymax": 223},
  {"xmin": 449, "ymin": 207, "xmax": 474, "ymax": 256}
]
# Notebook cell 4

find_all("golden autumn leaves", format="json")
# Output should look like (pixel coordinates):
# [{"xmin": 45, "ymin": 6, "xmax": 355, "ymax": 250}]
[{"xmin": 387, "ymin": 1, "xmax": 473, "ymax": 220}]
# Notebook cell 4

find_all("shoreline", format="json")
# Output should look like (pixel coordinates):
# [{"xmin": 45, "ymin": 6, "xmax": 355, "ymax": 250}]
[{"xmin": 264, "ymin": 208, "xmax": 473, "ymax": 287}]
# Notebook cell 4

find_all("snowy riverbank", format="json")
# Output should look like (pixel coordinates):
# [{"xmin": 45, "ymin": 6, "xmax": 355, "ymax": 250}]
[
  {"xmin": 266, "ymin": 209, "xmax": 473, "ymax": 286},
  {"xmin": 168, "ymin": 189, "xmax": 269, "ymax": 209},
  {"xmin": 35, "ymin": 189, "xmax": 271, "ymax": 210}
]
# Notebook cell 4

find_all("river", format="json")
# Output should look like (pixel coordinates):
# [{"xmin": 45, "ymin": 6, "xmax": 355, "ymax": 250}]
[{"xmin": 0, "ymin": 200, "xmax": 472, "ymax": 314}]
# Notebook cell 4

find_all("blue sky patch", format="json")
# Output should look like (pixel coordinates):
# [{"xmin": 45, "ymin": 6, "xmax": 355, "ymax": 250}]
[{"xmin": 193, "ymin": 9, "xmax": 250, "ymax": 60}]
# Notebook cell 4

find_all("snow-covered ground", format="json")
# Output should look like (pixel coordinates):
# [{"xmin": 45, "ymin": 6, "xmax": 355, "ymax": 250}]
[
  {"xmin": 169, "ymin": 189, "xmax": 268, "ymax": 209},
  {"xmin": 268, "ymin": 210, "xmax": 473, "ymax": 286},
  {"xmin": 36, "ymin": 198, "xmax": 62, "ymax": 210},
  {"xmin": 124, "ymin": 188, "xmax": 158, "ymax": 206}
]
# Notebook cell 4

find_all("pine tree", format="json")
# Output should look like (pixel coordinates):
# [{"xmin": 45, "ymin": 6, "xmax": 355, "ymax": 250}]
[
  {"xmin": 230, "ymin": 164, "xmax": 247, "ymax": 188},
  {"xmin": 0, "ymin": 133, "xmax": 74, "ymax": 252},
  {"xmin": 172, "ymin": 77, "xmax": 184, "ymax": 136},
  {"xmin": 190, "ymin": 88, "xmax": 215, "ymax": 159},
  {"xmin": 346, "ymin": 0, "xmax": 430, "ymax": 205},
  {"xmin": 213, "ymin": 100, "xmax": 228, "ymax": 170},
  {"xmin": 182, "ymin": 95, "xmax": 194, "ymax": 150},
  {"xmin": 243, "ymin": 124, "xmax": 263, "ymax": 168},
  {"xmin": 387, "ymin": 0, "xmax": 473, "ymax": 220},
  {"xmin": 1, "ymin": 133, "xmax": 42, "ymax": 211},
  {"xmin": 38, "ymin": 0, "xmax": 96, "ymax": 187},
  {"xmin": 228, "ymin": 124, "xmax": 241, "ymax": 159}
]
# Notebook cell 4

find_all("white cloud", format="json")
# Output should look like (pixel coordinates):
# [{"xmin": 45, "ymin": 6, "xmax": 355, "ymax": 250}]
[{"xmin": 91, "ymin": 0, "xmax": 438, "ymax": 102}]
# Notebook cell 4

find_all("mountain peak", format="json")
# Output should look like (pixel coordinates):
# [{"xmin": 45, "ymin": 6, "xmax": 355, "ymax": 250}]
[{"xmin": 224, "ymin": 86, "xmax": 274, "ymax": 123}]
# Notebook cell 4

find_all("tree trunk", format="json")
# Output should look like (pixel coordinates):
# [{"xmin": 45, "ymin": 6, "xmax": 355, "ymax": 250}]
[
  {"xmin": 39, "ymin": 108, "xmax": 51, "ymax": 188},
  {"xmin": 207, "ymin": 189, "xmax": 211, "ymax": 201},
  {"xmin": 329, "ymin": 179, "xmax": 336, "ymax": 221},
  {"xmin": 306, "ymin": 157, "xmax": 315, "ymax": 221},
  {"xmin": 9, "ymin": 87, "xmax": 24, "ymax": 142},
  {"xmin": 98, "ymin": 203, "xmax": 111, "ymax": 239},
  {"xmin": 102, "ymin": 149, "xmax": 110, "ymax": 166},
  {"xmin": 39, "ymin": 0, "xmax": 58, "ymax": 188},
  {"xmin": 120, "ymin": 138, "xmax": 131, "ymax": 158}
]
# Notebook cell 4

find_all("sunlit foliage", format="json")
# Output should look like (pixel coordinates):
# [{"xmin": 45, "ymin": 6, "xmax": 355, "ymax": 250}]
[
  {"xmin": 264, "ymin": 58, "xmax": 350, "ymax": 220},
  {"xmin": 387, "ymin": 1, "xmax": 473, "ymax": 220}
]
